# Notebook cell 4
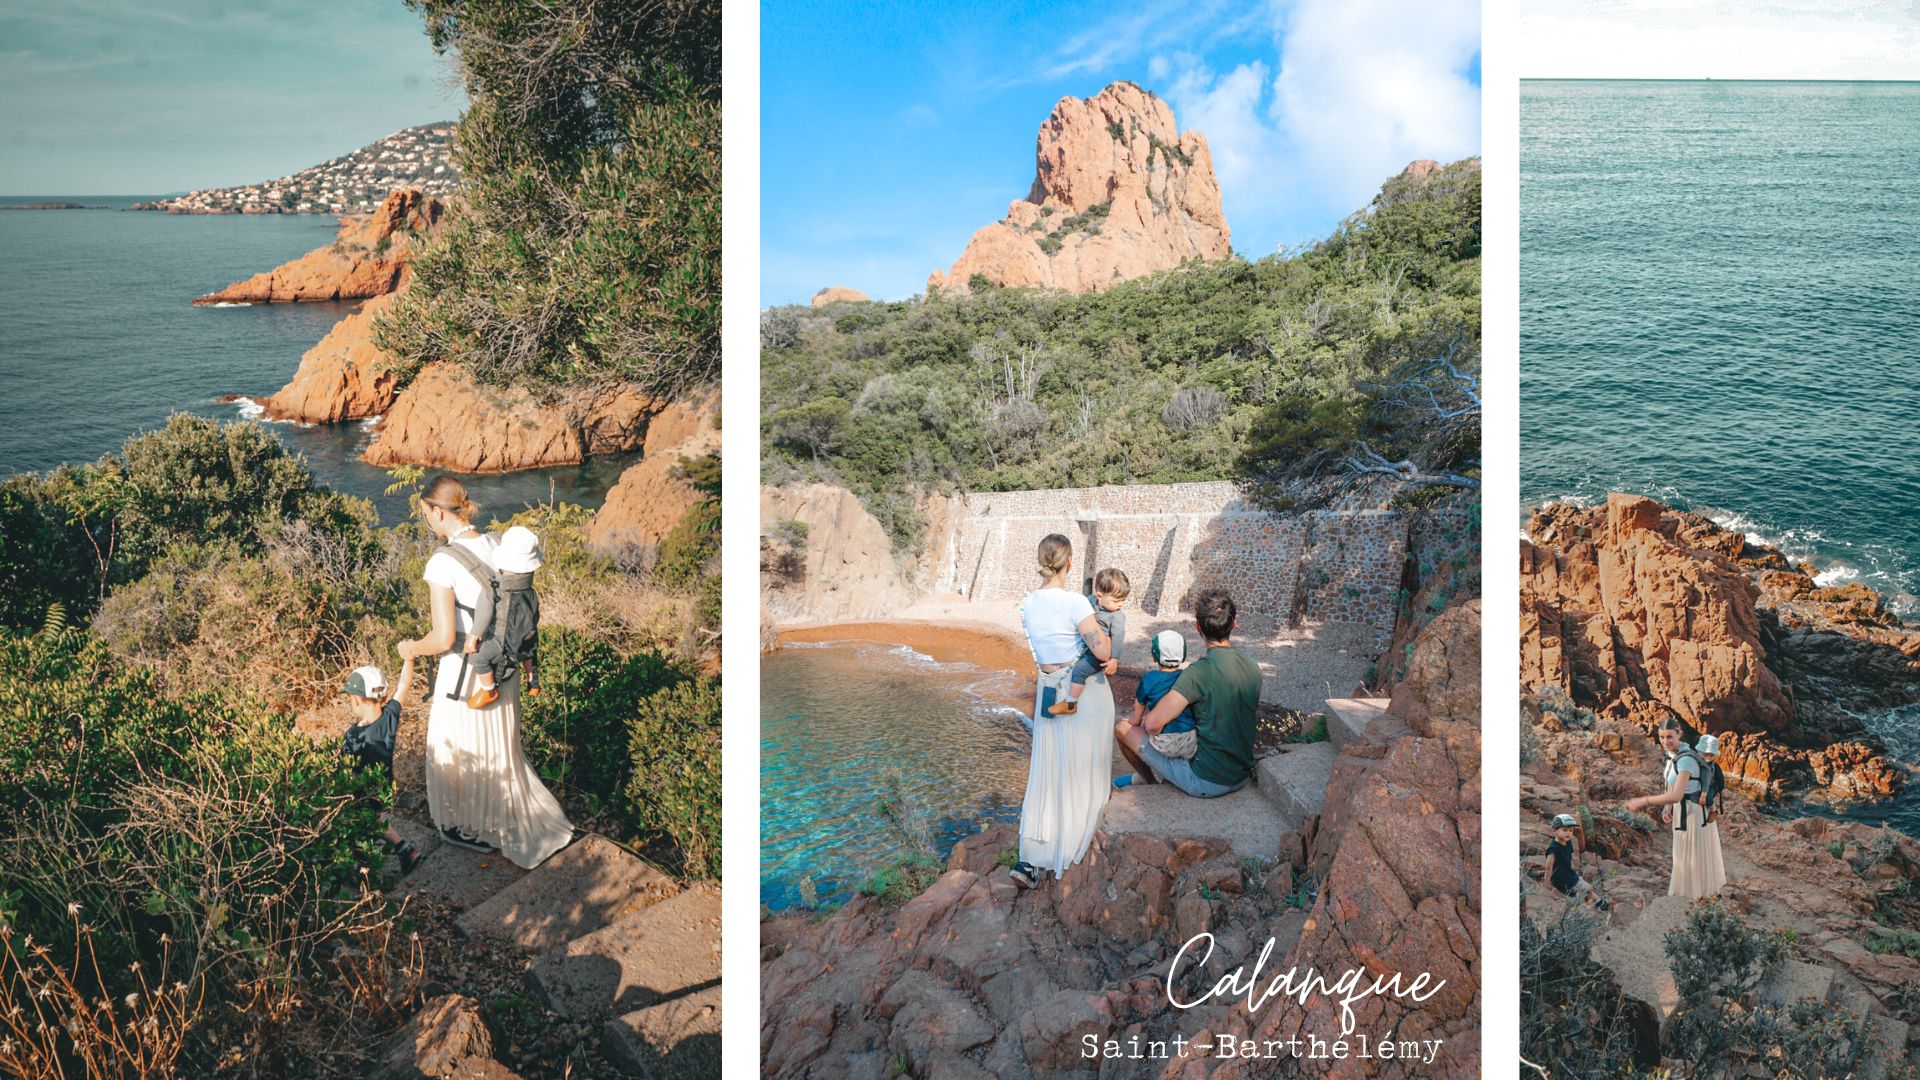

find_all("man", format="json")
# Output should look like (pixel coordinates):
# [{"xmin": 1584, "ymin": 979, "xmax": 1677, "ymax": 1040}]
[{"xmin": 1114, "ymin": 587, "xmax": 1261, "ymax": 797}]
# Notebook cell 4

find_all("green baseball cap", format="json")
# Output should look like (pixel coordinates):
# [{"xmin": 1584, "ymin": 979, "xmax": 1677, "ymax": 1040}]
[{"xmin": 342, "ymin": 665, "xmax": 387, "ymax": 699}]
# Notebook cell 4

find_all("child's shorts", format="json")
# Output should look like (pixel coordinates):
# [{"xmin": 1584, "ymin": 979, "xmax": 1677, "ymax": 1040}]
[{"xmin": 1150, "ymin": 728, "xmax": 1198, "ymax": 758}]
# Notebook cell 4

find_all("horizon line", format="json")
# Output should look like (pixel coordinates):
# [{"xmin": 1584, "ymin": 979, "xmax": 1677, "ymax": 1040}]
[{"xmin": 1521, "ymin": 76, "xmax": 1920, "ymax": 84}]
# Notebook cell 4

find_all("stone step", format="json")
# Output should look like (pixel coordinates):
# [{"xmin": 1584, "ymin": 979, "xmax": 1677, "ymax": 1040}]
[
  {"xmin": 1756, "ymin": 959, "xmax": 1835, "ymax": 1009},
  {"xmin": 398, "ymin": 834, "xmax": 528, "ymax": 909},
  {"xmin": 1863, "ymin": 1014, "xmax": 1911, "ymax": 1080},
  {"xmin": 1254, "ymin": 742, "xmax": 1341, "ymax": 823},
  {"xmin": 455, "ymin": 835, "xmax": 679, "ymax": 955},
  {"xmin": 1589, "ymin": 893, "xmax": 1694, "ymax": 1058},
  {"xmin": 1100, "ymin": 780, "xmax": 1287, "ymax": 860},
  {"xmin": 527, "ymin": 885, "xmax": 722, "ymax": 1022},
  {"xmin": 1324, "ymin": 697, "xmax": 1389, "ymax": 751},
  {"xmin": 602, "ymin": 985, "xmax": 722, "ymax": 1077}
]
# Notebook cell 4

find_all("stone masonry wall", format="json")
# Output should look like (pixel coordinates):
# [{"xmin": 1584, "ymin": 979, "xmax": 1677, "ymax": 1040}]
[{"xmin": 933, "ymin": 481, "xmax": 1467, "ymax": 634}]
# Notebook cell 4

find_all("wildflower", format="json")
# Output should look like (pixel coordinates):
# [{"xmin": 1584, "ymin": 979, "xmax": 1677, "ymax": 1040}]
[
  {"xmin": 129, "ymin": 961, "xmax": 141, "ymax": 973},
  {"xmin": 173, "ymin": 982, "xmax": 187, "ymax": 995},
  {"xmin": 124, "ymin": 994, "xmax": 139, "ymax": 1009},
  {"xmin": 66, "ymin": 902, "xmax": 80, "ymax": 917}
]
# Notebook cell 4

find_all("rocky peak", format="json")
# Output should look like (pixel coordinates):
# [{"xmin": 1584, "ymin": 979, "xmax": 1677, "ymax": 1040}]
[{"xmin": 927, "ymin": 81, "xmax": 1230, "ymax": 296}]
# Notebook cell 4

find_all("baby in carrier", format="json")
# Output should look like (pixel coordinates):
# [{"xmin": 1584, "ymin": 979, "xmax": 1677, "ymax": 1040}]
[{"xmin": 441, "ymin": 525, "xmax": 544, "ymax": 709}]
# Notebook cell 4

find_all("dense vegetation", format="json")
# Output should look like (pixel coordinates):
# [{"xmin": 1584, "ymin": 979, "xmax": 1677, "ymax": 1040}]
[
  {"xmin": 761, "ymin": 159, "xmax": 1480, "ymax": 544},
  {"xmin": 0, "ymin": 416, "xmax": 719, "ymax": 1074},
  {"xmin": 376, "ymin": 0, "xmax": 720, "ymax": 395}
]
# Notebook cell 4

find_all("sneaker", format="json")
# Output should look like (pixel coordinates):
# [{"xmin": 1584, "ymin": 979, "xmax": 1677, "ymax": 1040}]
[
  {"xmin": 1112, "ymin": 775, "xmax": 1134, "ymax": 790},
  {"xmin": 1048, "ymin": 699, "xmax": 1078, "ymax": 715},
  {"xmin": 1008, "ymin": 861, "xmax": 1039, "ymax": 889},
  {"xmin": 440, "ymin": 826, "xmax": 496, "ymax": 854},
  {"xmin": 393, "ymin": 839, "xmax": 423, "ymax": 875},
  {"xmin": 466, "ymin": 685, "xmax": 501, "ymax": 709}
]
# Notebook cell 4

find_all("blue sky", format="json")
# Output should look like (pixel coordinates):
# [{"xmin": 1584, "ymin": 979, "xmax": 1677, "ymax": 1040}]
[
  {"xmin": 0, "ymin": 1, "xmax": 458, "ymax": 195},
  {"xmin": 762, "ymin": 0, "xmax": 1481, "ymax": 305}
]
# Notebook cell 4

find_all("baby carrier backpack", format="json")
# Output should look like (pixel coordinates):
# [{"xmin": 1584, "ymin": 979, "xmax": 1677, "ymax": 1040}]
[
  {"xmin": 1667, "ymin": 747, "xmax": 1705, "ymax": 830},
  {"xmin": 439, "ymin": 537, "xmax": 542, "ymax": 700},
  {"xmin": 1697, "ymin": 760, "xmax": 1726, "ymax": 822}
]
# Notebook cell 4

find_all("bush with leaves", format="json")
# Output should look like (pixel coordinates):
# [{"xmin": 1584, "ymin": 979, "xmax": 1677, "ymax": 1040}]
[
  {"xmin": 1520, "ymin": 895, "xmax": 1643, "ymax": 1078},
  {"xmin": 621, "ymin": 671, "xmax": 720, "ymax": 880},
  {"xmin": 378, "ymin": 0, "xmax": 720, "ymax": 395}
]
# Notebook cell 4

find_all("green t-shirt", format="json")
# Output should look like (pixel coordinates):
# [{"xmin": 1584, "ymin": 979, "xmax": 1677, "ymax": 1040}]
[{"xmin": 1171, "ymin": 643, "xmax": 1263, "ymax": 785}]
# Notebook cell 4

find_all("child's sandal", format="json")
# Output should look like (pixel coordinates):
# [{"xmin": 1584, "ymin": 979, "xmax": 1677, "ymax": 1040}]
[{"xmin": 393, "ymin": 840, "xmax": 422, "ymax": 876}]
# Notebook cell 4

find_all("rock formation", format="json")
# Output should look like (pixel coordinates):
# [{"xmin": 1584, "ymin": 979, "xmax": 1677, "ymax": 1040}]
[
  {"xmin": 760, "ymin": 484, "xmax": 914, "ymax": 626},
  {"xmin": 927, "ymin": 81, "xmax": 1230, "ymax": 296},
  {"xmin": 195, "ymin": 189, "xmax": 445, "ymax": 304},
  {"xmin": 361, "ymin": 365, "xmax": 660, "ymax": 473},
  {"xmin": 759, "ymin": 600, "xmax": 1483, "ymax": 1078},
  {"xmin": 1522, "ymin": 493, "xmax": 1916, "ymax": 798},
  {"xmin": 809, "ymin": 286, "xmax": 868, "ymax": 307},
  {"xmin": 255, "ymin": 290, "xmax": 403, "ymax": 422},
  {"xmin": 584, "ymin": 392, "xmax": 720, "ymax": 555}
]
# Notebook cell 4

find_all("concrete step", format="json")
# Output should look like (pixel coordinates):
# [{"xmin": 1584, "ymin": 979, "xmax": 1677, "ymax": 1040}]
[
  {"xmin": 398, "ymin": 834, "xmax": 528, "ymax": 909},
  {"xmin": 602, "ymin": 985, "xmax": 721, "ymax": 1077},
  {"xmin": 1254, "ymin": 742, "xmax": 1341, "ymax": 823},
  {"xmin": 1833, "ymin": 984, "xmax": 1911, "ymax": 1080},
  {"xmin": 1100, "ymin": 780, "xmax": 1287, "ymax": 859},
  {"xmin": 527, "ymin": 885, "xmax": 722, "ymax": 1022},
  {"xmin": 455, "ymin": 835, "xmax": 679, "ymax": 955},
  {"xmin": 1324, "ymin": 697, "xmax": 1389, "ymax": 751}
]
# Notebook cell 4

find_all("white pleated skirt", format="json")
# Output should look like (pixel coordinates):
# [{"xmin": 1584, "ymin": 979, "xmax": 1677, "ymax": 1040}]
[
  {"xmin": 1669, "ymin": 815, "xmax": 1727, "ymax": 899},
  {"xmin": 1018, "ymin": 668, "xmax": 1114, "ymax": 876},
  {"xmin": 424, "ymin": 652, "xmax": 573, "ymax": 869}
]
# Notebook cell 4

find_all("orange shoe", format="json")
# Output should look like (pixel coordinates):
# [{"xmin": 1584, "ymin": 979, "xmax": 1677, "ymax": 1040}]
[
  {"xmin": 1048, "ymin": 699, "xmax": 1078, "ymax": 715},
  {"xmin": 466, "ymin": 685, "xmax": 500, "ymax": 709}
]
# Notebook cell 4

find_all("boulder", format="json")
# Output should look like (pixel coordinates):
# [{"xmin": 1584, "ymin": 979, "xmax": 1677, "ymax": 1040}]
[
  {"xmin": 372, "ymin": 994, "xmax": 513, "ymax": 1080},
  {"xmin": 585, "ymin": 393, "xmax": 719, "ymax": 555},
  {"xmin": 196, "ymin": 189, "xmax": 443, "ymax": 304},
  {"xmin": 361, "ymin": 364, "xmax": 660, "ymax": 472},
  {"xmin": 927, "ymin": 81, "xmax": 1230, "ymax": 295},
  {"xmin": 760, "ymin": 484, "xmax": 914, "ymax": 624}
]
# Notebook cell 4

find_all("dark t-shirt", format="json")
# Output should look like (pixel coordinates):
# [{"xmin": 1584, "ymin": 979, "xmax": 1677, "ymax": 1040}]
[
  {"xmin": 1546, "ymin": 838, "xmax": 1579, "ymax": 893},
  {"xmin": 1136, "ymin": 669, "xmax": 1195, "ymax": 733},
  {"xmin": 1171, "ymin": 643, "xmax": 1262, "ymax": 785}
]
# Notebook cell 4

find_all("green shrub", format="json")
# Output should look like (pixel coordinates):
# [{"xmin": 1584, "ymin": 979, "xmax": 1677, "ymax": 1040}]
[
  {"xmin": 621, "ymin": 672, "xmax": 720, "ymax": 879},
  {"xmin": 1287, "ymin": 714, "xmax": 1329, "ymax": 743},
  {"xmin": 522, "ymin": 627, "xmax": 683, "ymax": 803},
  {"xmin": 857, "ymin": 854, "xmax": 943, "ymax": 904}
]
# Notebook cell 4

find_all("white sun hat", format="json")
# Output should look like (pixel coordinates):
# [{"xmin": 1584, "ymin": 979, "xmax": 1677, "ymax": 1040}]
[
  {"xmin": 342, "ymin": 666, "xmax": 388, "ymax": 699},
  {"xmin": 1695, "ymin": 734, "xmax": 1720, "ymax": 756},
  {"xmin": 497, "ymin": 525, "xmax": 544, "ymax": 574}
]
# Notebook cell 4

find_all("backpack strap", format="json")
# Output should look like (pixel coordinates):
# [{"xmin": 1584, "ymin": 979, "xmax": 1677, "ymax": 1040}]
[{"xmin": 439, "ymin": 541, "xmax": 494, "ymax": 613}]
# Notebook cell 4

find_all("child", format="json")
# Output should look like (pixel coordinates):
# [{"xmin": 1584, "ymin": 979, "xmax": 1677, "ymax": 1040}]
[
  {"xmin": 458, "ymin": 525, "xmax": 544, "ymax": 710},
  {"xmin": 1048, "ymin": 567, "xmax": 1129, "ymax": 715},
  {"xmin": 1694, "ymin": 734, "xmax": 1726, "ymax": 823},
  {"xmin": 1541, "ymin": 813, "xmax": 1609, "ymax": 911},
  {"xmin": 1113, "ymin": 630, "xmax": 1198, "ymax": 790},
  {"xmin": 341, "ymin": 659, "xmax": 424, "ymax": 875}
]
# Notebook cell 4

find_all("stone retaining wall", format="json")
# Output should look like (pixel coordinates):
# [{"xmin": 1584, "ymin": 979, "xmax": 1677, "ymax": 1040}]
[{"xmin": 933, "ymin": 481, "xmax": 1470, "ymax": 634}]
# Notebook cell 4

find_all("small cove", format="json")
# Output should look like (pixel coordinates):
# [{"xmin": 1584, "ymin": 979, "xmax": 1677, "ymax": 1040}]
[{"xmin": 760, "ymin": 639, "xmax": 1032, "ymax": 911}]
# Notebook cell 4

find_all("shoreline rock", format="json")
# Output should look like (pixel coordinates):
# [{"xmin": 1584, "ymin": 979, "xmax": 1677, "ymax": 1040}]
[
  {"xmin": 256, "ymin": 290, "xmax": 404, "ymax": 423},
  {"xmin": 361, "ymin": 365, "xmax": 663, "ymax": 473},
  {"xmin": 194, "ymin": 189, "xmax": 444, "ymax": 305},
  {"xmin": 1522, "ymin": 493, "xmax": 1916, "ymax": 800}
]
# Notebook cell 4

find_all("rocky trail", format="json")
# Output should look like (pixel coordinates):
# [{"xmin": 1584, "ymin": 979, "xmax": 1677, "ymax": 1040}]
[{"xmin": 372, "ymin": 808, "xmax": 721, "ymax": 1078}]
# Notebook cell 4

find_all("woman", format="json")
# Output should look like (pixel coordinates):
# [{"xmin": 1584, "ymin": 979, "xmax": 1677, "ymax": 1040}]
[
  {"xmin": 1008, "ymin": 534, "xmax": 1117, "ymax": 888},
  {"xmin": 397, "ymin": 476, "xmax": 573, "ymax": 870},
  {"xmin": 1623, "ymin": 717, "xmax": 1726, "ymax": 898}
]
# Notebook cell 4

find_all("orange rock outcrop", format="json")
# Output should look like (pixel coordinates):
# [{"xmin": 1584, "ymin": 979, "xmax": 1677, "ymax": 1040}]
[
  {"xmin": 927, "ymin": 81, "xmax": 1230, "ymax": 296},
  {"xmin": 195, "ymin": 189, "xmax": 444, "ymax": 304},
  {"xmin": 256, "ymin": 291, "xmax": 403, "ymax": 422},
  {"xmin": 583, "ymin": 392, "xmax": 720, "ymax": 554},
  {"xmin": 809, "ymin": 286, "xmax": 869, "ymax": 307},
  {"xmin": 360, "ymin": 365, "xmax": 661, "ymax": 473}
]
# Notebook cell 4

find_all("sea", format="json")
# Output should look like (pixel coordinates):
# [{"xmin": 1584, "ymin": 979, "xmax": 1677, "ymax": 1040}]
[
  {"xmin": 0, "ymin": 196, "xmax": 633, "ymax": 522},
  {"xmin": 760, "ymin": 641, "xmax": 1031, "ymax": 911},
  {"xmin": 1521, "ymin": 80, "xmax": 1920, "ymax": 832}
]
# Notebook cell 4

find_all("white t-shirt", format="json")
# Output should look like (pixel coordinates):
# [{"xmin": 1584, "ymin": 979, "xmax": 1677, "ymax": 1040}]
[
  {"xmin": 1021, "ymin": 587, "xmax": 1095, "ymax": 666},
  {"xmin": 423, "ymin": 532, "xmax": 498, "ymax": 691}
]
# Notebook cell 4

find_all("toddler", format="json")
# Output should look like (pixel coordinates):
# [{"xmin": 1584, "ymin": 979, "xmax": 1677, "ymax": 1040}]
[{"xmin": 1048, "ymin": 567, "xmax": 1129, "ymax": 715}]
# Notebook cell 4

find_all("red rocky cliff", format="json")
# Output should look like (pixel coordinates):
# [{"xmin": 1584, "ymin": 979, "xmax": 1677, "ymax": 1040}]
[
  {"xmin": 927, "ymin": 81, "xmax": 1230, "ymax": 296},
  {"xmin": 1522, "ymin": 494, "xmax": 1915, "ymax": 798},
  {"xmin": 196, "ymin": 189, "xmax": 444, "ymax": 304}
]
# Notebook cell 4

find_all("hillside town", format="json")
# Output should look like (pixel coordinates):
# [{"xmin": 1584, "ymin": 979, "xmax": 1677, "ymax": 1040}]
[{"xmin": 131, "ymin": 124, "xmax": 458, "ymax": 214}]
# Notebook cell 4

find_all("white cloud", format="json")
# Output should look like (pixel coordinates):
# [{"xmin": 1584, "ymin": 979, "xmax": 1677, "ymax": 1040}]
[
  {"xmin": 1519, "ymin": 0, "xmax": 1920, "ymax": 79},
  {"xmin": 1154, "ymin": 0, "xmax": 1479, "ymax": 251},
  {"xmin": 1271, "ymin": 0, "xmax": 1479, "ymax": 198}
]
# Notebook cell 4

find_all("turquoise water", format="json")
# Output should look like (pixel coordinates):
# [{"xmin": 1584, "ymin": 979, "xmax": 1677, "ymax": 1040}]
[
  {"xmin": 1521, "ymin": 81, "xmax": 1920, "ymax": 833},
  {"xmin": 760, "ymin": 641, "xmax": 1031, "ymax": 911},
  {"xmin": 0, "ymin": 196, "xmax": 631, "ymax": 522}
]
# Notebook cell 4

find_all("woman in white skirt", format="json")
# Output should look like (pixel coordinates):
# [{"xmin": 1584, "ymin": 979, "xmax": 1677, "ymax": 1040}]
[
  {"xmin": 1008, "ymin": 534, "xmax": 1117, "ymax": 888},
  {"xmin": 1623, "ymin": 717, "xmax": 1726, "ymax": 898},
  {"xmin": 397, "ymin": 476, "xmax": 574, "ymax": 870}
]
